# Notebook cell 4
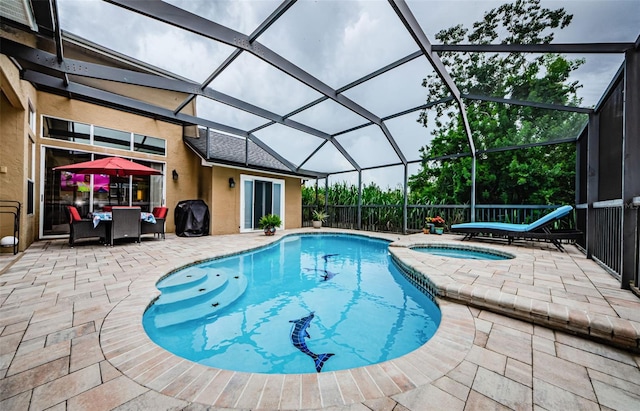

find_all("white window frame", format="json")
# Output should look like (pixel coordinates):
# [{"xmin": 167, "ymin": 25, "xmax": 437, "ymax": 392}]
[
  {"xmin": 28, "ymin": 101, "xmax": 36, "ymax": 133},
  {"xmin": 239, "ymin": 174, "xmax": 285, "ymax": 233}
]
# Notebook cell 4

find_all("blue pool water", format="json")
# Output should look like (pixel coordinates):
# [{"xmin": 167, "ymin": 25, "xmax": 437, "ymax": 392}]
[
  {"xmin": 413, "ymin": 246, "xmax": 512, "ymax": 260},
  {"xmin": 143, "ymin": 234, "xmax": 441, "ymax": 374}
]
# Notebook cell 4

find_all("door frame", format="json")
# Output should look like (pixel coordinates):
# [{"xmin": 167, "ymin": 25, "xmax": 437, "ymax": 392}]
[{"xmin": 239, "ymin": 174, "xmax": 285, "ymax": 233}]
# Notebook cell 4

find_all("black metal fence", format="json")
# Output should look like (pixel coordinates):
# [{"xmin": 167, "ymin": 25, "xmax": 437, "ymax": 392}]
[
  {"xmin": 591, "ymin": 201, "xmax": 624, "ymax": 279},
  {"xmin": 303, "ymin": 203, "xmax": 566, "ymax": 234}
]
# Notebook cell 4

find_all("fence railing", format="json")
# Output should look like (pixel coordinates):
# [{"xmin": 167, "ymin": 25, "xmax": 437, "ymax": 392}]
[
  {"xmin": 591, "ymin": 200, "xmax": 624, "ymax": 279},
  {"xmin": 303, "ymin": 204, "xmax": 566, "ymax": 234},
  {"xmin": 303, "ymin": 201, "xmax": 636, "ymax": 291}
]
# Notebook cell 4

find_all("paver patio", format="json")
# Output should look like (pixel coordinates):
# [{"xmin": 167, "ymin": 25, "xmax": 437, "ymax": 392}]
[{"xmin": 1, "ymin": 229, "xmax": 639, "ymax": 410}]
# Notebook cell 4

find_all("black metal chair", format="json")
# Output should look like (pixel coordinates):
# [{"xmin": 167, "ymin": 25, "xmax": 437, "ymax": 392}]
[
  {"xmin": 110, "ymin": 206, "xmax": 141, "ymax": 246},
  {"xmin": 66, "ymin": 206, "xmax": 106, "ymax": 247},
  {"xmin": 141, "ymin": 206, "xmax": 168, "ymax": 240}
]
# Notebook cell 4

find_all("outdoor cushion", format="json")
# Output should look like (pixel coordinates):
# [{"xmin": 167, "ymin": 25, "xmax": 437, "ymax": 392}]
[
  {"xmin": 152, "ymin": 206, "xmax": 168, "ymax": 219},
  {"xmin": 68, "ymin": 206, "xmax": 83, "ymax": 222},
  {"xmin": 451, "ymin": 205, "xmax": 573, "ymax": 233},
  {"xmin": 450, "ymin": 205, "xmax": 579, "ymax": 252}
]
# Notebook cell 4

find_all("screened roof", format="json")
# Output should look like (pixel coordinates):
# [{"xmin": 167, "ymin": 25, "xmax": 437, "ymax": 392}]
[{"xmin": 3, "ymin": 0, "xmax": 639, "ymax": 187}]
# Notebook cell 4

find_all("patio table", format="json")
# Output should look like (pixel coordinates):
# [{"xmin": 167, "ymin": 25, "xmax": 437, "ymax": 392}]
[{"xmin": 91, "ymin": 211, "xmax": 156, "ymax": 228}]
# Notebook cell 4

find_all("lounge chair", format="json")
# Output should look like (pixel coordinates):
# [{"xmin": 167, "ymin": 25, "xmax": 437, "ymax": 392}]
[
  {"xmin": 66, "ymin": 205, "xmax": 106, "ymax": 247},
  {"xmin": 450, "ymin": 205, "xmax": 582, "ymax": 252},
  {"xmin": 141, "ymin": 206, "xmax": 168, "ymax": 239},
  {"xmin": 110, "ymin": 206, "xmax": 141, "ymax": 246}
]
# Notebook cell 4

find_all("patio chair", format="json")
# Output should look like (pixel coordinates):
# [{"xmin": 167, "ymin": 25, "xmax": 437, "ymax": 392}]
[
  {"xmin": 66, "ymin": 205, "xmax": 106, "ymax": 247},
  {"xmin": 141, "ymin": 206, "xmax": 168, "ymax": 239},
  {"xmin": 110, "ymin": 206, "xmax": 141, "ymax": 246},
  {"xmin": 450, "ymin": 205, "xmax": 582, "ymax": 252}
]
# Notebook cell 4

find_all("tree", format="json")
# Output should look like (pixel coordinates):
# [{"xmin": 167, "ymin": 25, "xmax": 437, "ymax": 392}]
[{"xmin": 409, "ymin": 0, "xmax": 585, "ymax": 205}]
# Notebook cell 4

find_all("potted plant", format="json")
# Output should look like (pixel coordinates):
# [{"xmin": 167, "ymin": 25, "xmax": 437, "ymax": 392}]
[
  {"xmin": 258, "ymin": 214, "xmax": 282, "ymax": 236},
  {"xmin": 432, "ymin": 215, "xmax": 446, "ymax": 234},
  {"xmin": 425, "ymin": 216, "xmax": 445, "ymax": 234},
  {"xmin": 312, "ymin": 209, "xmax": 328, "ymax": 229}
]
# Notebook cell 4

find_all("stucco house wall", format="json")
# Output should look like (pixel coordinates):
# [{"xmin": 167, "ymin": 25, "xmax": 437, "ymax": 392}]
[
  {"xmin": 208, "ymin": 165, "xmax": 302, "ymax": 235},
  {"xmin": 1, "ymin": 33, "xmax": 305, "ymax": 250},
  {"xmin": 1, "ymin": 55, "xmax": 38, "ymax": 252}
]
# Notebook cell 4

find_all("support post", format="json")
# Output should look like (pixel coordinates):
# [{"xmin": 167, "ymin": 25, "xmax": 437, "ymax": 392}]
[
  {"xmin": 403, "ymin": 164, "xmax": 408, "ymax": 234},
  {"xmin": 357, "ymin": 171, "xmax": 362, "ymax": 230},
  {"xmin": 621, "ymin": 47, "xmax": 640, "ymax": 289},
  {"xmin": 586, "ymin": 113, "xmax": 599, "ymax": 259}
]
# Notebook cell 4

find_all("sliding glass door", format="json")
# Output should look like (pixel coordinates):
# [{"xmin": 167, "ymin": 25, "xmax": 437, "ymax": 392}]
[
  {"xmin": 240, "ymin": 175, "xmax": 284, "ymax": 232},
  {"xmin": 41, "ymin": 147, "xmax": 165, "ymax": 237}
]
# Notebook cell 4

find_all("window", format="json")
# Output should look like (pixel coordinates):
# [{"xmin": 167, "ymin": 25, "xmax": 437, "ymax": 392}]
[
  {"xmin": 94, "ymin": 126, "xmax": 132, "ymax": 150},
  {"xmin": 43, "ymin": 117, "xmax": 91, "ymax": 145},
  {"xmin": 134, "ymin": 134, "xmax": 166, "ymax": 155},
  {"xmin": 28, "ymin": 102, "xmax": 36, "ymax": 132},
  {"xmin": 41, "ymin": 116, "xmax": 166, "ymax": 156},
  {"xmin": 27, "ymin": 137, "xmax": 35, "ymax": 215}
]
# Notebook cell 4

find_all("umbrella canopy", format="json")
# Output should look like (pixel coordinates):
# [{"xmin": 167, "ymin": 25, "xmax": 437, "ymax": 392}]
[{"xmin": 53, "ymin": 156, "xmax": 162, "ymax": 177}]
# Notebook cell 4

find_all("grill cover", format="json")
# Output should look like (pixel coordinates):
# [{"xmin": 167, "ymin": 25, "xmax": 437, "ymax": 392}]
[{"xmin": 175, "ymin": 200, "xmax": 210, "ymax": 237}]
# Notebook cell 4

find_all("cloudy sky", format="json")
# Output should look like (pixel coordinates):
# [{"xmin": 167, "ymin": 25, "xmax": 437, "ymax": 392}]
[{"xmin": 57, "ymin": 0, "xmax": 639, "ymax": 189}]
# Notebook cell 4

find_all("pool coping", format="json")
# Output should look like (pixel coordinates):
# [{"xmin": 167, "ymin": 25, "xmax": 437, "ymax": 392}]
[
  {"xmin": 99, "ymin": 230, "xmax": 639, "ymax": 409},
  {"xmin": 102, "ymin": 243, "xmax": 475, "ymax": 410},
  {"xmin": 389, "ymin": 238, "xmax": 640, "ymax": 352}
]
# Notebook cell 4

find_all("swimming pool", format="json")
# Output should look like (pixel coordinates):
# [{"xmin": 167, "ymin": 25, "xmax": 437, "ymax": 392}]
[{"xmin": 143, "ymin": 234, "xmax": 441, "ymax": 374}]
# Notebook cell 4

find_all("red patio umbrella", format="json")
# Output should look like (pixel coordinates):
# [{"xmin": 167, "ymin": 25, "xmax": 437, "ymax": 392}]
[{"xmin": 53, "ymin": 156, "xmax": 162, "ymax": 177}]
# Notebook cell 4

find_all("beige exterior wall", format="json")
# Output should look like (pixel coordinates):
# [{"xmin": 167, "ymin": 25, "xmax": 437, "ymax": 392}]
[
  {"xmin": 1, "ymin": 49, "xmax": 303, "ymax": 249},
  {"xmin": 208, "ymin": 165, "xmax": 302, "ymax": 235},
  {"xmin": 35, "ymin": 93, "xmax": 201, "ymax": 234},
  {"xmin": 1, "ymin": 55, "xmax": 37, "ymax": 252}
]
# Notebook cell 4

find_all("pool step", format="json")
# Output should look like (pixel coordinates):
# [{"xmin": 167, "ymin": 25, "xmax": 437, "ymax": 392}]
[
  {"xmin": 155, "ymin": 270, "xmax": 231, "ymax": 307},
  {"xmin": 150, "ymin": 272, "xmax": 248, "ymax": 328},
  {"xmin": 158, "ymin": 266, "xmax": 208, "ymax": 292}
]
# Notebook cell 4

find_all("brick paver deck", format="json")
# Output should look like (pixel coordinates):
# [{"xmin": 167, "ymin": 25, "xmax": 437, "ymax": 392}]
[{"xmin": 1, "ymin": 229, "xmax": 638, "ymax": 410}]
